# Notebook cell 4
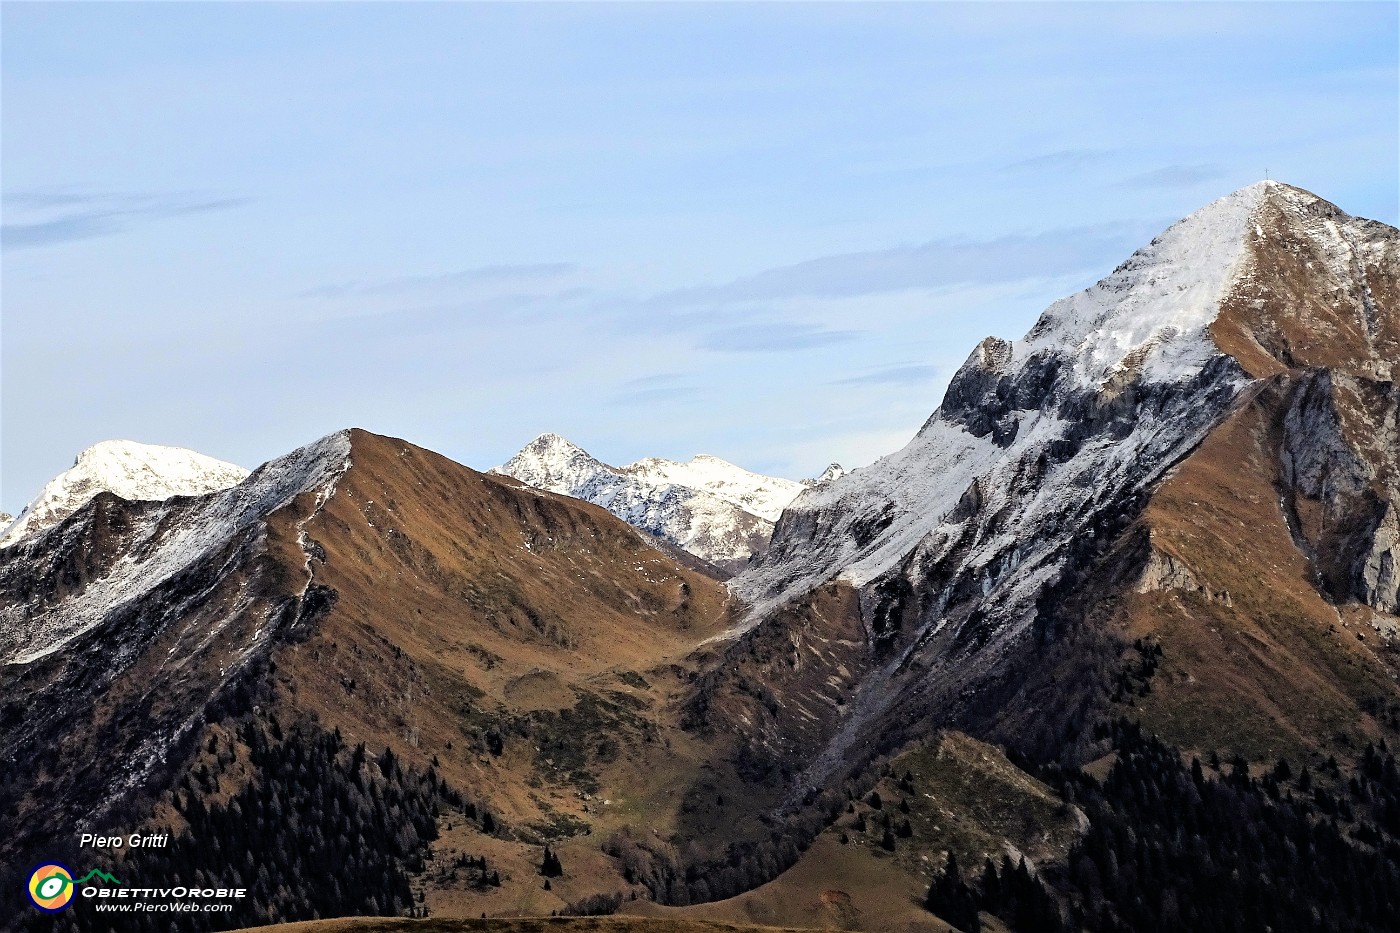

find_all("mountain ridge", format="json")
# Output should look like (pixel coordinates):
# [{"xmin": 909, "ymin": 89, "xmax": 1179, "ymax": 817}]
[
  {"xmin": 717, "ymin": 179, "xmax": 1398, "ymax": 783},
  {"xmin": 0, "ymin": 439, "xmax": 250, "ymax": 550},
  {"xmin": 492, "ymin": 434, "xmax": 806, "ymax": 573}
]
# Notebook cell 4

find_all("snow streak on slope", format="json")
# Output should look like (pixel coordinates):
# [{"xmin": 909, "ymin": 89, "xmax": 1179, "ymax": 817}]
[
  {"xmin": 733, "ymin": 182, "xmax": 1290, "ymax": 628},
  {"xmin": 0, "ymin": 432, "xmax": 351, "ymax": 665},
  {"xmin": 1016, "ymin": 182, "xmax": 1265, "ymax": 388},
  {"xmin": 1, "ymin": 441, "xmax": 250, "ymax": 548},
  {"xmin": 492, "ymin": 434, "xmax": 804, "ymax": 571}
]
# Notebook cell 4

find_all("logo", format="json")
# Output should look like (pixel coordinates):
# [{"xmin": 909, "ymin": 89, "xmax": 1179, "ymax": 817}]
[
  {"xmin": 27, "ymin": 863, "xmax": 75, "ymax": 913},
  {"xmin": 26, "ymin": 863, "xmax": 122, "ymax": 912}
]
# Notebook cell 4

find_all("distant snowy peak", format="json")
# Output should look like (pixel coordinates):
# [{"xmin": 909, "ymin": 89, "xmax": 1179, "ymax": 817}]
[
  {"xmin": 807, "ymin": 464, "xmax": 847, "ymax": 486},
  {"xmin": 1, "ymin": 440, "xmax": 250, "ymax": 548},
  {"xmin": 619, "ymin": 454, "xmax": 804, "ymax": 522},
  {"xmin": 493, "ymin": 434, "xmax": 806, "ymax": 572},
  {"xmin": 495, "ymin": 433, "xmax": 613, "ymax": 496}
]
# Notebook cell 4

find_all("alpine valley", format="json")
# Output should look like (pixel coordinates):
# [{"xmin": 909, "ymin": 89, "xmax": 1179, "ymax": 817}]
[{"xmin": 3, "ymin": 181, "xmax": 1399, "ymax": 933}]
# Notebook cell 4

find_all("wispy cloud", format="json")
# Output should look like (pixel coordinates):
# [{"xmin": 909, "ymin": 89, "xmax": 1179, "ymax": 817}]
[
  {"xmin": 1119, "ymin": 164, "xmax": 1226, "ymax": 189},
  {"xmin": 1000, "ymin": 149, "xmax": 1114, "ymax": 173},
  {"xmin": 649, "ymin": 221, "xmax": 1159, "ymax": 310},
  {"xmin": 1, "ymin": 190, "xmax": 250, "ymax": 250},
  {"xmin": 830, "ymin": 363, "xmax": 938, "ymax": 386},
  {"xmin": 611, "ymin": 373, "xmax": 702, "ymax": 405},
  {"xmin": 699, "ymin": 322, "xmax": 860, "ymax": 353},
  {"xmin": 299, "ymin": 262, "xmax": 578, "ymax": 300}
]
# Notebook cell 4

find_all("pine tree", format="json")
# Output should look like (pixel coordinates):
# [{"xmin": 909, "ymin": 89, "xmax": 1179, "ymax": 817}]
[
  {"xmin": 926, "ymin": 852, "xmax": 980, "ymax": 932},
  {"xmin": 541, "ymin": 845, "xmax": 564, "ymax": 877}
]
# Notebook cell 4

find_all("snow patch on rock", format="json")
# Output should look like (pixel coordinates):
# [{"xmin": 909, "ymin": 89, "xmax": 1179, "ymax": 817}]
[{"xmin": 1016, "ymin": 182, "xmax": 1268, "ymax": 390}]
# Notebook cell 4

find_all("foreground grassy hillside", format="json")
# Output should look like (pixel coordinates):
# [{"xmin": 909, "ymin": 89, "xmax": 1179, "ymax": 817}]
[{"xmin": 232, "ymin": 917, "xmax": 814, "ymax": 933}]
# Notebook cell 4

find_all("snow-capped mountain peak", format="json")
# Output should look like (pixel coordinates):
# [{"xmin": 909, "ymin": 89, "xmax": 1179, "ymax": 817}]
[
  {"xmin": 808, "ymin": 463, "xmax": 847, "ymax": 486},
  {"xmin": 1, "ymin": 440, "xmax": 251, "ymax": 548},
  {"xmin": 619, "ymin": 453, "xmax": 804, "ymax": 523},
  {"xmin": 736, "ymin": 180, "xmax": 1396, "ymax": 627},
  {"xmin": 499, "ymin": 433, "xmax": 611, "ymax": 491},
  {"xmin": 1011, "ymin": 181, "xmax": 1328, "ymax": 392},
  {"xmin": 493, "ymin": 436, "xmax": 806, "ymax": 572}
]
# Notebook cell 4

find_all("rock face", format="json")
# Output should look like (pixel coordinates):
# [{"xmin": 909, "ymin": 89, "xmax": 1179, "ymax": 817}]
[
  {"xmin": 719, "ymin": 181, "xmax": 1400, "ymax": 781},
  {"xmin": 0, "ymin": 440, "xmax": 249, "ymax": 549},
  {"xmin": 493, "ymin": 433, "xmax": 806, "ymax": 574}
]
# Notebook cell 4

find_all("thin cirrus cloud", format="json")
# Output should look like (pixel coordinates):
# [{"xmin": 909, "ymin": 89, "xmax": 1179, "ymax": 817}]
[
  {"xmin": 610, "ymin": 373, "xmax": 702, "ymax": 405},
  {"xmin": 647, "ymin": 221, "xmax": 1162, "ymax": 311},
  {"xmin": 1120, "ymin": 164, "xmax": 1227, "ymax": 189},
  {"xmin": 830, "ymin": 364, "xmax": 939, "ymax": 387},
  {"xmin": 999, "ymin": 149, "xmax": 1116, "ymax": 173},
  {"xmin": 1, "ymin": 190, "xmax": 251, "ymax": 250},
  {"xmin": 699, "ymin": 322, "xmax": 861, "ymax": 353},
  {"xmin": 306, "ymin": 221, "xmax": 1167, "ymax": 354}
]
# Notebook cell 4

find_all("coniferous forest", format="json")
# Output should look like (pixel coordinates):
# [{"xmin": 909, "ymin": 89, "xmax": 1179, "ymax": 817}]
[
  {"xmin": 34, "ymin": 718, "xmax": 463, "ymax": 933},
  {"xmin": 926, "ymin": 721, "xmax": 1400, "ymax": 933},
  {"xmin": 14, "ymin": 706, "xmax": 1400, "ymax": 933}
]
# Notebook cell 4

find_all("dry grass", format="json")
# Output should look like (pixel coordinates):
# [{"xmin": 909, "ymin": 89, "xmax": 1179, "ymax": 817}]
[
  {"xmin": 649, "ymin": 834, "xmax": 953, "ymax": 933},
  {"xmin": 252, "ymin": 430, "xmax": 749, "ymax": 911},
  {"xmin": 1124, "ymin": 382, "xmax": 1399, "ymax": 765},
  {"xmin": 1210, "ymin": 184, "xmax": 1399, "ymax": 379},
  {"xmin": 643, "ymin": 731, "xmax": 1077, "ymax": 933},
  {"xmin": 230, "ymin": 917, "xmax": 816, "ymax": 933}
]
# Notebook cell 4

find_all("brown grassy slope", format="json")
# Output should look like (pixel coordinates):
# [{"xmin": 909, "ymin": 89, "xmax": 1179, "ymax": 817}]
[
  {"xmin": 1116, "ymin": 378, "xmax": 1400, "ymax": 764},
  {"xmin": 1120, "ymin": 185, "xmax": 1400, "ymax": 764},
  {"xmin": 258, "ymin": 430, "xmax": 747, "ymax": 911},
  {"xmin": 652, "ymin": 731, "xmax": 1075, "ymax": 933},
  {"xmin": 230, "ymin": 917, "xmax": 814, "ymax": 933},
  {"xmin": 1210, "ymin": 183, "xmax": 1398, "ymax": 382},
  {"xmin": 635, "ymin": 834, "xmax": 951, "ymax": 933},
  {"xmin": 674, "ymin": 582, "xmax": 872, "ymax": 841}
]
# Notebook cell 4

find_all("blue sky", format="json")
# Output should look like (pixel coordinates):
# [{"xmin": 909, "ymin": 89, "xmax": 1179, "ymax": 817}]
[{"xmin": 3, "ymin": 2, "xmax": 1396, "ymax": 513}]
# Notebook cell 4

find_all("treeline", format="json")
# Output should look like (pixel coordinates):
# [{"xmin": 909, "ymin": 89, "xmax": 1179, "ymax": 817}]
[
  {"xmin": 927, "ymin": 852, "xmax": 1063, "ymax": 933},
  {"xmin": 925, "ymin": 721, "xmax": 1400, "ymax": 933},
  {"xmin": 604, "ymin": 793, "xmax": 837, "ymax": 906},
  {"xmin": 41, "ymin": 718, "xmax": 462, "ymax": 932}
]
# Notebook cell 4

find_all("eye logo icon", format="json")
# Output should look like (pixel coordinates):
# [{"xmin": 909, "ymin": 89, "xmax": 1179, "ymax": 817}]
[{"xmin": 27, "ymin": 863, "xmax": 75, "ymax": 912}]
